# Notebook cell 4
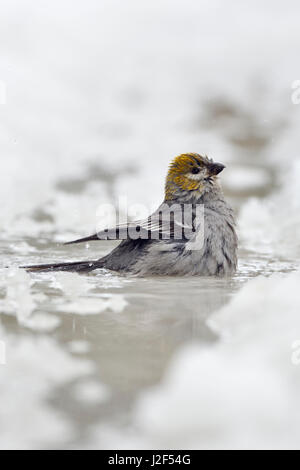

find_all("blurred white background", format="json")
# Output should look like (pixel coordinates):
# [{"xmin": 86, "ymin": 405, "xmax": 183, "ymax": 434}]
[{"xmin": 1, "ymin": 0, "xmax": 300, "ymax": 450}]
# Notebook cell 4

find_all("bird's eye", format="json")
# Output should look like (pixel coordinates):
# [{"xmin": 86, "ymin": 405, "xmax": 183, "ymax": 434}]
[{"xmin": 191, "ymin": 167, "xmax": 200, "ymax": 174}]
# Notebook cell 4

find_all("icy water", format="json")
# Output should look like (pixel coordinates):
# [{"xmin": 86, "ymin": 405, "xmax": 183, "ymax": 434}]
[
  {"xmin": 1, "ymin": 0, "xmax": 300, "ymax": 449},
  {"xmin": 0, "ymin": 215, "xmax": 298, "ymax": 448}
]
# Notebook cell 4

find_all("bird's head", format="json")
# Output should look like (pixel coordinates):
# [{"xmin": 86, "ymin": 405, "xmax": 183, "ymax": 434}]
[{"xmin": 165, "ymin": 153, "xmax": 225, "ymax": 201}]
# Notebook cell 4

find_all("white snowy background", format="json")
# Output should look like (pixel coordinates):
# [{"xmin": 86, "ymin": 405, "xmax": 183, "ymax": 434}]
[{"xmin": 1, "ymin": 0, "xmax": 300, "ymax": 449}]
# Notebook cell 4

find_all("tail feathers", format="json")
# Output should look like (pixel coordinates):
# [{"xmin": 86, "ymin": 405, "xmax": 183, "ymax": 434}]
[{"xmin": 23, "ymin": 260, "xmax": 100, "ymax": 273}]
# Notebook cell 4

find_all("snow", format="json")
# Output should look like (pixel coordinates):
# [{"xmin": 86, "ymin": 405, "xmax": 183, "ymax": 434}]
[
  {"xmin": 1, "ymin": 0, "xmax": 300, "ymax": 450},
  {"xmin": 121, "ymin": 272, "xmax": 300, "ymax": 449}
]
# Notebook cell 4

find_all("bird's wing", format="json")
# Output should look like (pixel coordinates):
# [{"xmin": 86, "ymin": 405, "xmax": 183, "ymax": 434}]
[
  {"xmin": 64, "ymin": 220, "xmax": 150, "ymax": 245},
  {"xmin": 65, "ymin": 203, "xmax": 199, "ymax": 245}
]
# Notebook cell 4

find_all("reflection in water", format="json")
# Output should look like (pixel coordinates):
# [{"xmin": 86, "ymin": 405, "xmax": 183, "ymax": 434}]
[
  {"xmin": 0, "ymin": 231, "xmax": 297, "ymax": 448},
  {"xmin": 41, "ymin": 273, "xmax": 232, "ymax": 447},
  {"xmin": 0, "ymin": 259, "xmax": 236, "ymax": 448}
]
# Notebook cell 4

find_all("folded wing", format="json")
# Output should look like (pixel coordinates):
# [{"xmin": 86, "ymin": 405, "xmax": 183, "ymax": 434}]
[{"xmin": 65, "ymin": 203, "xmax": 199, "ymax": 245}]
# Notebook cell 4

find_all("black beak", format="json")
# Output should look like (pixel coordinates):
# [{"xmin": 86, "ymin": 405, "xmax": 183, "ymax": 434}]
[{"xmin": 208, "ymin": 162, "xmax": 225, "ymax": 176}]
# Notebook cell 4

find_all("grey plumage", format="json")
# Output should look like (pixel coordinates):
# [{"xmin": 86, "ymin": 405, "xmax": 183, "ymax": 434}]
[
  {"xmin": 98, "ymin": 188, "xmax": 237, "ymax": 276},
  {"xmin": 25, "ymin": 153, "xmax": 238, "ymax": 277}
]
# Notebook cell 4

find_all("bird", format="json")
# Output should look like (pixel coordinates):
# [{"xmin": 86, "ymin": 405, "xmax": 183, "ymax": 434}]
[{"xmin": 25, "ymin": 153, "xmax": 238, "ymax": 276}]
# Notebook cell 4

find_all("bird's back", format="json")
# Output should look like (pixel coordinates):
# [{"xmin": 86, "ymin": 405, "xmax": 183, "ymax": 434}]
[{"xmin": 99, "ymin": 196, "xmax": 237, "ymax": 277}]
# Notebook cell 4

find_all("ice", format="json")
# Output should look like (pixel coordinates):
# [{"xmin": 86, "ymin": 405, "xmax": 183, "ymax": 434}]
[
  {"xmin": 0, "ymin": 334, "xmax": 94, "ymax": 449},
  {"xmin": 0, "ymin": 268, "xmax": 62, "ymax": 331},
  {"xmin": 23, "ymin": 312, "xmax": 61, "ymax": 332},
  {"xmin": 239, "ymin": 159, "xmax": 300, "ymax": 258},
  {"xmin": 52, "ymin": 272, "xmax": 128, "ymax": 315},
  {"xmin": 123, "ymin": 271, "xmax": 300, "ymax": 449},
  {"xmin": 54, "ymin": 272, "xmax": 90, "ymax": 298},
  {"xmin": 61, "ymin": 295, "xmax": 128, "ymax": 316},
  {"xmin": 1, "ymin": 268, "xmax": 36, "ymax": 324},
  {"xmin": 9, "ymin": 242, "xmax": 37, "ymax": 255}
]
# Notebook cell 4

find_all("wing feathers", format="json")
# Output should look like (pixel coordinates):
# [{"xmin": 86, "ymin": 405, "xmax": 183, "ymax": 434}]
[{"xmin": 64, "ymin": 204, "xmax": 199, "ymax": 245}]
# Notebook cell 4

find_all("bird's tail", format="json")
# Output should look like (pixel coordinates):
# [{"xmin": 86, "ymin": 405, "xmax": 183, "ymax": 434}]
[{"xmin": 23, "ymin": 260, "xmax": 101, "ymax": 273}]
